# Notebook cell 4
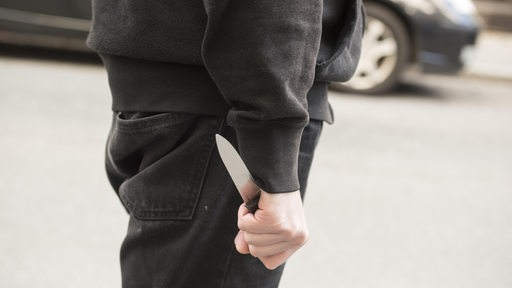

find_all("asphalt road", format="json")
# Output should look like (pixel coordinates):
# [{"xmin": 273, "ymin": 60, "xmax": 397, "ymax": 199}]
[{"xmin": 1, "ymin": 50, "xmax": 511, "ymax": 288}]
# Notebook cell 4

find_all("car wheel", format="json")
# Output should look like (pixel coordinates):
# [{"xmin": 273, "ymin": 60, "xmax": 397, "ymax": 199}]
[{"xmin": 330, "ymin": 1, "xmax": 411, "ymax": 94}]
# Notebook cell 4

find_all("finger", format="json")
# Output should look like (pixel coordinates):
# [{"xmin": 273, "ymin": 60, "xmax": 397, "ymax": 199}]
[
  {"xmin": 234, "ymin": 230, "xmax": 250, "ymax": 254},
  {"xmin": 238, "ymin": 212, "xmax": 277, "ymax": 234},
  {"xmin": 238, "ymin": 204, "xmax": 261, "ymax": 232},
  {"xmin": 259, "ymin": 249, "xmax": 296, "ymax": 270},
  {"xmin": 243, "ymin": 232, "xmax": 283, "ymax": 246},
  {"xmin": 248, "ymin": 241, "xmax": 292, "ymax": 258},
  {"xmin": 238, "ymin": 203, "xmax": 250, "ymax": 219}
]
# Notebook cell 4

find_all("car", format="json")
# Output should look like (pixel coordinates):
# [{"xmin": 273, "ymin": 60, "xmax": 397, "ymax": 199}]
[
  {"xmin": 0, "ymin": 0, "xmax": 480, "ymax": 94},
  {"xmin": 331, "ymin": 0, "xmax": 480, "ymax": 94},
  {"xmin": 0, "ymin": 0, "xmax": 91, "ymax": 51}
]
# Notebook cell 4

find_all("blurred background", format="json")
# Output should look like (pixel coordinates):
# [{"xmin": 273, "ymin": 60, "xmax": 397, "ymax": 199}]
[{"xmin": 0, "ymin": 0, "xmax": 511, "ymax": 287}]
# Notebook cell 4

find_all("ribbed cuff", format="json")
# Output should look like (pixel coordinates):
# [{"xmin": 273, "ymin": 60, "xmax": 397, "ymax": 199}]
[{"xmin": 234, "ymin": 123, "xmax": 306, "ymax": 193}]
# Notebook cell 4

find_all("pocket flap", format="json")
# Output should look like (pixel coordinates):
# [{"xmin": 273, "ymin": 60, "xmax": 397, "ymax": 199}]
[{"xmin": 316, "ymin": 0, "xmax": 365, "ymax": 82}]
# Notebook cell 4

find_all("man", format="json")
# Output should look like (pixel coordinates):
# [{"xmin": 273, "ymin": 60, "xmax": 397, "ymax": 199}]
[{"xmin": 87, "ymin": 0, "xmax": 363, "ymax": 287}]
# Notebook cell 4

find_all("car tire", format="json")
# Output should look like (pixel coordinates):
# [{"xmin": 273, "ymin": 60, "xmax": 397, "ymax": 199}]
[{"xmin": 330, "ymin": 1, "xmax": 411, "ymax": 94}]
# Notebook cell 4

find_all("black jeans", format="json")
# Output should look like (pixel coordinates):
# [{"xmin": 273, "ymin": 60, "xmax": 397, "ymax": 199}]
[{"xmin": 105, "ymin": 112, "xmax": 323, "ymax": 288}]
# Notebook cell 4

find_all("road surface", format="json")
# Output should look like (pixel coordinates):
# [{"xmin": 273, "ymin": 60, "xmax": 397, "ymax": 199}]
[{"xmin": 0, "ymin": 50, "xmax": 511, "ymax": 288}]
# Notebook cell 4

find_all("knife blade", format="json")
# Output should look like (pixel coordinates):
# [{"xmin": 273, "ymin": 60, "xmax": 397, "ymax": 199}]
[{"xmin": 215, "ymin": 134, "xmax": 260, "ymax": 213}]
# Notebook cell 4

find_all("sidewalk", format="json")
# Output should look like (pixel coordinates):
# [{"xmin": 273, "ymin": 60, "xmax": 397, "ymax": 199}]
[
  {"xmin": 463, "ymin": 29, "xmax": 512, "ymax": 81},
  {"xmin": 474, "ymin": 0, "xmax": 512, "ymax": 32}
]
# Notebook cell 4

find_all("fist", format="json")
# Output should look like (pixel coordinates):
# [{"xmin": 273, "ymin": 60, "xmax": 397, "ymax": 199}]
[{"xmin": 234, "ymin": 190, "xmax": 309, "ymax": 270}]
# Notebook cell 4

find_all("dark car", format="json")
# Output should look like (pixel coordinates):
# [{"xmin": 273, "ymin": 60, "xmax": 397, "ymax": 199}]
[
  {"xmin": 332, "ymin": 0, "xmax": 480, "ymax": 94},
  {"xmin": 0, "ymin": 0, "xmax": 479, "ymax": 94},
  {"xmin": 0, "ymin": 0, "xmax": 90, "ymax": 51}
]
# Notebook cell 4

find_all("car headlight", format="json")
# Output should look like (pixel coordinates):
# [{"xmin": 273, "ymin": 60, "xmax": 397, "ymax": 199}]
[
  {"xmin": 443, "ymin": 0, "xmax": 477, "ymax": 15},
  {"xmin": 432, "ymin": 0, "xmax": 478, "ymax": 27}
]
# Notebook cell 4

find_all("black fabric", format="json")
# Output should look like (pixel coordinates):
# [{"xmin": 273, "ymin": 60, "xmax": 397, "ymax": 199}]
[
  {"xmin": 105, "ymin": 112, "xmax": 323, "ymax": 287},
  {"xmin": 88, "ymin": 0, "xmax": 363, "ymax": 193},
  {"xmin": 99, "ymin": 54, "xmax": 333, "ymax": 123}
]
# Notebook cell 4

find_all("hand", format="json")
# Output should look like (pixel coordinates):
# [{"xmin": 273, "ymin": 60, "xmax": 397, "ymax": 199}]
[{"xmin": 234, "ymin": 190, "xmax": 309, "ymax": 270}]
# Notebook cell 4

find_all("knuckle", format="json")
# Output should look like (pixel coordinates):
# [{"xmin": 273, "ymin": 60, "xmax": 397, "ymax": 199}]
[
  {"xmin": 296, "ymin": 229, "xmax": 309, "ymax": 246},
  {"xmin": 263, "ymin": 262, "xmax": 278, "ymax": 270},
  {"xmin": 261, "ymin": 256, "xmax": 282, "ymax": 270},
  {"xmin": 260, "ymin": 257, "xmax": 278, "ymax": 270},
  {"xmin": 283, "ymin": 228, "xmax": 295, "ymax": 239},
  {"xmin": 276, "ymin": 223, "xmax": 305, "ymax": 241},
  {"xmin": 243, "ymin": 233, "xmax": 253, "ymax": 243},
  {"xmin": 237, "ymin": 219, "xmax": 246, "ymax": 231},
  {"xmin": 274, "ymin": 222, "xmax": 293, "ymax": 237},
  {"xmin": 248, "ymin": 245, "xmax": 261, "ymax": 257}
]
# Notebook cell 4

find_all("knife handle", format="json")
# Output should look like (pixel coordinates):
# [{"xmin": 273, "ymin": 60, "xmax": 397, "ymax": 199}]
[{"xmin": 245, "ymin": 195, "xmax": 260, "ymax": 214}]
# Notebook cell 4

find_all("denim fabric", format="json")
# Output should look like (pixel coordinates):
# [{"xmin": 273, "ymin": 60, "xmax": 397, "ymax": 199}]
[{"xmin": 105, "ymin": 112, "xmax": 323, "ymax": 288}]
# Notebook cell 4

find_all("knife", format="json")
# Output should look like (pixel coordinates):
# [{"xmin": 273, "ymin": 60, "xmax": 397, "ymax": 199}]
[{"xmin": 215, "ymin": 134, "xmax": 260, "ymax": 213}]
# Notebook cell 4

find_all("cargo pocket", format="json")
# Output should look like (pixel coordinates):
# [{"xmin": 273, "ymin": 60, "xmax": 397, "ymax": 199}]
[{"xmin": 105, "ymin": 111, "xmax": 223, "ymax": 221}]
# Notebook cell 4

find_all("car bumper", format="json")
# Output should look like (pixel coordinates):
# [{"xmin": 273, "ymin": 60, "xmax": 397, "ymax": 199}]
[
  {"xmin": 410, "ymin": 7, "xmax": 480, "ymax": 74},
  {"xmin": 0, "ymin": 7, "xmax": 90, "ymax": 50}
]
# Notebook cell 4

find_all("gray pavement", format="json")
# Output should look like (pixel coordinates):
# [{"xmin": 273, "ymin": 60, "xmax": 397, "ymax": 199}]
[
  {"xmin": 1, "ymin": 31, "xmax": 512, "ymax": 287},
  {"xmin": 464, "ymin": 30, "xmax": 512, "ymax": 81},
  {"xmin": 0, "ymin": 56, "xmax": 123, "ymax": 287},
  {"xmin": 282, "ymin": 76, "xmax": 512, "ymax": 288}
]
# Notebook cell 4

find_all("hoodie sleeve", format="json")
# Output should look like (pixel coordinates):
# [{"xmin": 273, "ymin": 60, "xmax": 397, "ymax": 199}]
[{"xmin": 201, "ymin": 0, "xmax": 323, "ymax": 193}]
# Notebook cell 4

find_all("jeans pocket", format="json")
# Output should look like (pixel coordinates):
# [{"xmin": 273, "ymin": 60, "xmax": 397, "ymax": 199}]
[{"xmin": 105, "ymin": 111, "xmax": 223, "ymax": 220}]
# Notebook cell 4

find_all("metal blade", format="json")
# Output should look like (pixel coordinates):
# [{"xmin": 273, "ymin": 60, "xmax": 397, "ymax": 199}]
[{"xmin": 215, "ymin": 134, "xmax": 260, "ymax": 209}]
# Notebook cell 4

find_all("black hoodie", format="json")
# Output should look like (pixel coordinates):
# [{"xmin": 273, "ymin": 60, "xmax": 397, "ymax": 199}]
[{"xmin": 87, "ymin": 0, "xmax": 364, "ymax": 193}]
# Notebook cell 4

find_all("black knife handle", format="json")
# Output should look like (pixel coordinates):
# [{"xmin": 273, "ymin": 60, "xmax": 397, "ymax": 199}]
[{"xmin": 245, "ymin": 195, "xmax": 260, "ymax": 214}]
